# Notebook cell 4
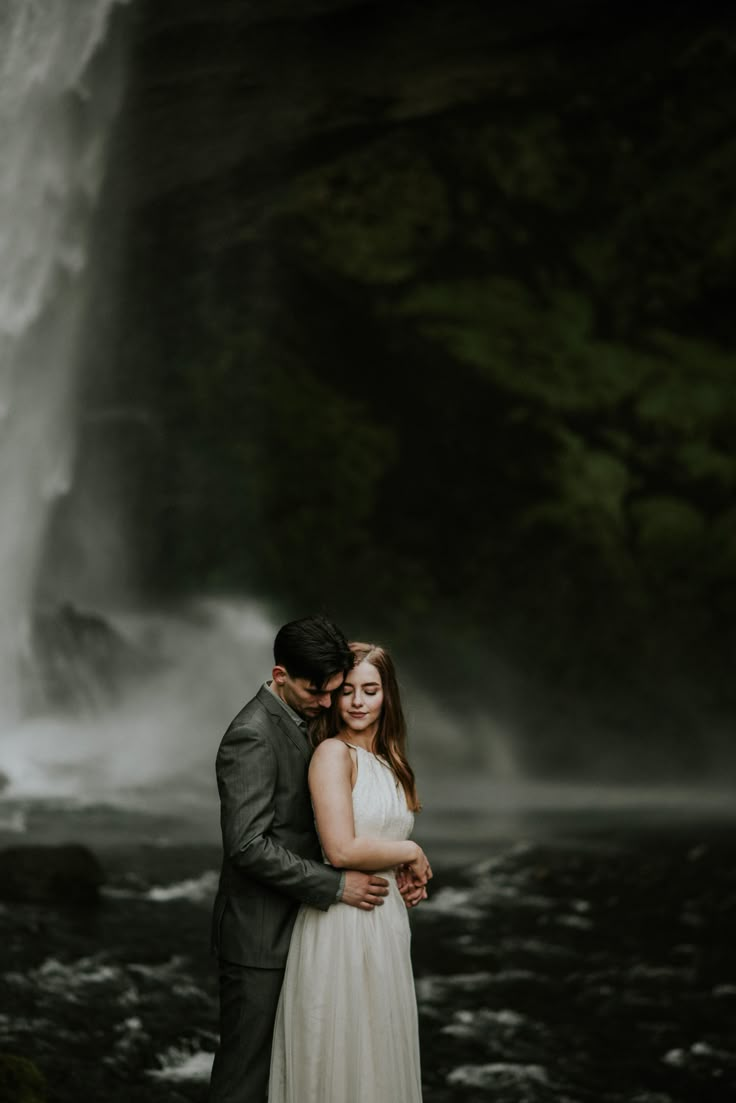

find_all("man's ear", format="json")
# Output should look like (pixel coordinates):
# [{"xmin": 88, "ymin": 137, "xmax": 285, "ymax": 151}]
[{"xmin": 272, "ymin": 665, "xmax": 288, "ymax": 685}]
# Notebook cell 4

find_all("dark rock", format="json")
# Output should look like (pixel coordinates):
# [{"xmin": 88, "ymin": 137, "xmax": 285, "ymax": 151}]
[
  {"xmin": 26, "ymin": 603, "xmax": 156, "ymax": 714},
  {"xmin": 0, "ymin": 1054, "xmax": 46, "ymax": 1103},
  {"xmin": 0, "ymin": 845, "xmax": 104, "ymax": 906}
]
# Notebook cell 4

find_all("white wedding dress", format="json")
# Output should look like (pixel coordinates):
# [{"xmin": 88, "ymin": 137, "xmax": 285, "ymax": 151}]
[{"xmin": 268, "ymin": 743, "xmax": 423, "ymax": 1102}]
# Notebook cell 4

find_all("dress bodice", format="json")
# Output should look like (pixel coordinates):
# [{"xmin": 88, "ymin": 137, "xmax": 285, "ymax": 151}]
[{"xmin": 347, "ymin": 743, "xmax": 414, "ymax": 843}]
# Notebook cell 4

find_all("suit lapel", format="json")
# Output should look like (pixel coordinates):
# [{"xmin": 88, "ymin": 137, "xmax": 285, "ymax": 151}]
[{"xmin": 257, "ymin": 685, "xmax": 311, "ymax": 764}]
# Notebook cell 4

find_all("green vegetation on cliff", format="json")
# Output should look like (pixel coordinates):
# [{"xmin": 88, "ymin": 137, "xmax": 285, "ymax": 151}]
[{"xmin": 94, "ymin": 0, "xmax": 736, "ymax": 772}]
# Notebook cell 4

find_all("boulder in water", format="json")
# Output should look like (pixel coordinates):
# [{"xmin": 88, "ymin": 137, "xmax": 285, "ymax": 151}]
[{"xmin": 0, "ymin": 844, "xmax": 103, "ymax": 905}]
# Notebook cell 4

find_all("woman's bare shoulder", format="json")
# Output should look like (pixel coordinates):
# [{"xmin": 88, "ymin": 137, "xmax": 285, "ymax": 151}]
[
  {"xmin": 312, "ymin": 737, "xmax": 352, "ymax": 761},
  {"xmin": 311, "ymin": 739, "xmax": 357, "ymax": 776},
  {"xmin": 310, "ymin": 738, "xmax": 357, "ymax": 795}
]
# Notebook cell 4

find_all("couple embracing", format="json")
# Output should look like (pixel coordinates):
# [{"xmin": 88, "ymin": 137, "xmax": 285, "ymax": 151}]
[{"xmin": 208, "ymin": 615, "xmax": 432, "ymax": 1103}]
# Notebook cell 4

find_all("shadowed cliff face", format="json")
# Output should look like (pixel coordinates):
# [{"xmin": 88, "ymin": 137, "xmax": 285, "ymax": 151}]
[{"xmin": 71, "ymin": 0, "xmax": 736, "ymax": 776}]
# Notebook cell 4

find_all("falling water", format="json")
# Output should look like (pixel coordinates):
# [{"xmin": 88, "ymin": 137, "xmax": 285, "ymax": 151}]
[
  {"xmin": 0, "ymin": 0, "xmax": 127, "ymax": 723},
  {"xmin": 0, "ymin": 0, "xmax": 522, "ymax": 812}
]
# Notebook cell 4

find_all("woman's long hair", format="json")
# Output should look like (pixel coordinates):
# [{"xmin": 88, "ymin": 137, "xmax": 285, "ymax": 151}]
[{"xmin": 312, "ymin": 642, "xmax": 421, "ymax": 812}]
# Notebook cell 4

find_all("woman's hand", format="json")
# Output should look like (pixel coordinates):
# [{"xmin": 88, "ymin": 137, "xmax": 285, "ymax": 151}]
[
  {"xmin": 396, "ymin": 860, "xmax": 430, "ymax": 908},
  {"xmin": 405, "ymin": 844, "xmax": 432, "ymax": 885},
  {"xmin": 397, "ymin": 865, "xmax": 429, "ymax": 908}
]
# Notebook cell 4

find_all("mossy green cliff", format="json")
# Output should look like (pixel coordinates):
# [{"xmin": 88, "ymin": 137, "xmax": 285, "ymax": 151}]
[{"xmin": 71, "ymin": 0, "xmax": 736, "ymax": 774}]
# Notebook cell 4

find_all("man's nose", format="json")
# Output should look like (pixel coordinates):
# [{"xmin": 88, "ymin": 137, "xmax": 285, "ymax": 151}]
[{"xmin": 317, "ymin": 692, "xmax": 332, "ymax": 708}]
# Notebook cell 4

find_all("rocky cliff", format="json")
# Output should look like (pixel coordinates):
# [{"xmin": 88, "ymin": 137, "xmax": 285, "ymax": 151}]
[{"xmin": 68, "ymin": 0, "xmax": 736, "ymax": 774}]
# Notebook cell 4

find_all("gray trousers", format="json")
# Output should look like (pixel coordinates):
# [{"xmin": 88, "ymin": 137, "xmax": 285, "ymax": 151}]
[{"xmin": 208, "ymin": 961, "xmax": 285, "ymax": 1103}]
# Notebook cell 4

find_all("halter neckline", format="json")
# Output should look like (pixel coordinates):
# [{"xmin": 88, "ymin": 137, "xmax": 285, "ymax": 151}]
[{"xmin": 340, "ymin": 740, "xmax": 393, "ymax": 771}]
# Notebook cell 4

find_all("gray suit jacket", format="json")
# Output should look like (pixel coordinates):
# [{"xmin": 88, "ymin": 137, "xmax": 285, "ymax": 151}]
[{"xmin": 210, "ymin": 685, "xmax": 341, "ymax": 967}]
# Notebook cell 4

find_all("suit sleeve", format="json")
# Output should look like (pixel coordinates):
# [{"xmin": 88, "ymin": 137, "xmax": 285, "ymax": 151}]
[{"xmin": 216, "ymin": 722, "xmax": 341, "ymax": 910}]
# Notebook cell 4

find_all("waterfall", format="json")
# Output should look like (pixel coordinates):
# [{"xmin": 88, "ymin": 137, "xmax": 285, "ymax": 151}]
[
  {"xmin": 0, "ymin": 0, "xmax": 128, "ymax": 724},
  {"xmin": 0, "ymin": 3, "xmax": 516, "ymax": 815},
  {"xmin": 0, "ymin": 8, "xmax": 286, "ymax": 807}
]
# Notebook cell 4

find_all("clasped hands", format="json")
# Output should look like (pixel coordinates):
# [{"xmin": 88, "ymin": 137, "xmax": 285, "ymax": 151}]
[
  {"xmin": 397, "ymin": 845, "xmax": 432, "ymax": 909},
  {"xmin": 340, "ymin": 845, "xmax": 432, "ymax": 911}
]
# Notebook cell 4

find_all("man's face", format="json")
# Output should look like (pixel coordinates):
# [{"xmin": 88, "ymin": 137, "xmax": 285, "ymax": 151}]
[{"xmin": 272, "ymin": 667, "xmax": 344, "ymax": 720}]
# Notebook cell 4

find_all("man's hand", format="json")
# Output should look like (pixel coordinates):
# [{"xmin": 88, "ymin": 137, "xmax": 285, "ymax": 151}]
[
  {"xmin": 397, "ymin": 865, "xmax": 429, "ymax": 909},
  {"xmin": 341, "ymin": 871, "xmax": 390, "ymax": 910}
]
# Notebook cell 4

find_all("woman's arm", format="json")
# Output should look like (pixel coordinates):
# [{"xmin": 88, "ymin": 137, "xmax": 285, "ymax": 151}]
[{"xmin": 309, "ymin": 740, "xmax": 431, "ymax": 881}]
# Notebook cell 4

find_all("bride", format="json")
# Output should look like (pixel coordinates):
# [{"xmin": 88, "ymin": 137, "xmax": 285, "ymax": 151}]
[{"xmin": 268, "ymin": 642, "xmax": 431, "ymax": 1102}]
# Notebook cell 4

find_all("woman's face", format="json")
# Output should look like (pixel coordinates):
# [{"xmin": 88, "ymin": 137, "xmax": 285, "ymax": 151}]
[{"xmin": 338, "ymin": 659, "xmax": 384, "ymax": 738}]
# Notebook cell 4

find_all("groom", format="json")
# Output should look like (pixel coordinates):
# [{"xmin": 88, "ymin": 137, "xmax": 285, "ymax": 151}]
[{"xmin": 208, "ymin": 615, "xmax": 391, "ymax": 1103}]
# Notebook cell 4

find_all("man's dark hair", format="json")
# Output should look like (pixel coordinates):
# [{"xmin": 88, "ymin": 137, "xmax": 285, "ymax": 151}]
[{"xmin": 273, "ymin": 615, "xmax": 352, "ymax": 688}]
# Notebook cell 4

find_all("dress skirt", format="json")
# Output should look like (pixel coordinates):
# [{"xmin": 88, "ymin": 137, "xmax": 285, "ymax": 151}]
[{"xmin": 268, "ymin": 871, "xmax": 422, "ymax": 1103}]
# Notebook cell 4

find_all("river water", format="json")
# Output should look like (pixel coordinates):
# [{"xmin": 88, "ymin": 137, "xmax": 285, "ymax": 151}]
[{"xmin": 1, "ymin": 800, "xmax": 734, "ymax": 1103}]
